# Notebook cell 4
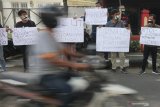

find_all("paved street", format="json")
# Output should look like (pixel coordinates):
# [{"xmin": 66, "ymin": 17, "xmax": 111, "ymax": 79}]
[
  {"xmin": 97, "ymin": 68, "xmax": 160, "ymax": 107},
  {"xmin": 2, "ymin": 56, "xmax": 160, "ymax": 107}
]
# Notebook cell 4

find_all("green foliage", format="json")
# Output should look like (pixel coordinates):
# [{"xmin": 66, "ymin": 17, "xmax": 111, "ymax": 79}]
[{"xmin": 130, "ymin": 41, "xmax": 140, "ymax": 52}]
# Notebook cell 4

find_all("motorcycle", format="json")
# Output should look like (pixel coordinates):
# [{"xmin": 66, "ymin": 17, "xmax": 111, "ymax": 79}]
[{"xmin": 0, "ymin": 57, "xmax": 148, "ymax": 107}]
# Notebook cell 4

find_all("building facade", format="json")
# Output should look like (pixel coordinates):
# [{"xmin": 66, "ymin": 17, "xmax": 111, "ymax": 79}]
[
  {"xmin": 0, "ymin": 0, "xmax": 97, "ymax": 27},
  {"xmin": 0, "ymin": 0, "xmax": 97, "ymax": 28},
  {"xmin": 0, "ymin": 0, "xmax": 63, "ymax": 27},
  {"xmin": 100, "ymin": 0, "xmax": 160, "ymax": 35}
]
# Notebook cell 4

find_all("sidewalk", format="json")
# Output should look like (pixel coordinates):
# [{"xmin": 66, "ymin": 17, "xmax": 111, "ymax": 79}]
[{"xmin": 2, "ymin": 50, "xmax": 160, "ymax": 73}]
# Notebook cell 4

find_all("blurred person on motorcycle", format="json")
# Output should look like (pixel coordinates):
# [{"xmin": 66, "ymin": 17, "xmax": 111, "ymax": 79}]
[{"xmin": 29, "ymin": 5, "xmax": 91, "ymax": 107}]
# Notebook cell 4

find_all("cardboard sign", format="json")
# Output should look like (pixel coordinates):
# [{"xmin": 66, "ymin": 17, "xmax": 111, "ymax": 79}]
[
  {"xmin": 12, "ymin": 27, "xmax": 38, "ymax": 45},
  {"xmin": 96, "ymin": 27, "xmax": 130, "ymax": 52},
  {"xmin": 55, "ymin": 18, "xmax": 84, "ymax": 42},
  {"xmin": 58, "ymin": 18, "xmax": 84, "ymax": 27},
  {"xmin": 0, "ymin": 28, "xmax": 8, "ymax": 45},
  {"xmin": 140, "ymin": 27, "xmax": 160, "ymax": 46},
  {"xmin": 85, "ymin": 8, "xmax": 108, "ymax": 25}
]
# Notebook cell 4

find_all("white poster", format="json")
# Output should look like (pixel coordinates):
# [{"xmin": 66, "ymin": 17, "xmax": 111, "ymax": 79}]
[
  {"xmin": 0, "ymin": 28, "xmax": 8, "ymax": 45},
  {"xmin": 140, "ymin": 27, "xmax": 160, "ymax": 46},
  {"xmin": 85, "ymin": 8, "xmax": 108, "ymax": 25},
  {"xmin": 96, "ymin": 27, "xmax": 130, "ymax": 52},
  {"xmin": 58, "ymin": 18, "xmax": 84, "ymax": 27},
  {"xmin": 13, "ymin": 27, "xmax": 38, "ymax": 45},
  {"xmin": 55, "ymin": 18, "xmax": 84, "ymax": 42}
]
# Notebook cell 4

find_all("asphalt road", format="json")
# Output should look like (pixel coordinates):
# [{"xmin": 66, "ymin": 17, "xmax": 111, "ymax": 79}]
[{"xmin": 3, "ymin": 56, "xmax": 160, "ymax": 107}]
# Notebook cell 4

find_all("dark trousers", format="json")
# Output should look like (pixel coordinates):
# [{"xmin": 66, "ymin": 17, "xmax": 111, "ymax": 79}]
[
  {"xmin": 104, "ymin": 52, "xmax": 108, "ymax": 60},
  {"xmin": 142, "ymin": 45, "xmax": 157, "ymax": 71},
  {"xmin": 40, "ymin": 73, "xmax": 78, "ymax": 107},
  {"xmin": 91, "ymin": 32, "xmax": 96, "ymax": 43},
  {"xmin": 17, "ymin": 45, "xmax": 29, "ymax": 70}
]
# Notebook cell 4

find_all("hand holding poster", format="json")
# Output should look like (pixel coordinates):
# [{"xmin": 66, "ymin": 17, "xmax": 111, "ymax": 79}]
[
  {"xmin": 55, "ymin": 18, "xmax": 84, "ymax": 42},
  {"xmin": 96, "ymin": 27, "xmax": 130, "ymax": 52},
  {"xmin": 85, "ymin": 8, "xmax": 108, "ymax": 25},
  {"xmin": 0, "ymin": 28, "xmax": 8, "ymax": 45},
  {"xmin": 140, "ymin": 27, "xmax": 160, "ymax": 46},
  {"xmin": 12, "ymin": 27, "xmax": 38, "ymax": 45}
]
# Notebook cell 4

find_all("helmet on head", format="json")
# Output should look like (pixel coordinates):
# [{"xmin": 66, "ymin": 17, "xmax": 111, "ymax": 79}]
[{"xmin": 40, "ymin": 5, "xmax": 64, "ymax": 28}]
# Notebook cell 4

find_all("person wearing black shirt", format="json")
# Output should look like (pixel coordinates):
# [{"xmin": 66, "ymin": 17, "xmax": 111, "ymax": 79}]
[
  {"xmin": 140, "ymin": 14, "xmax": 160, "ymax": 75},
  {"xmin": 15, "ymin": 10, "xmax": 36, "ymax": 71}
]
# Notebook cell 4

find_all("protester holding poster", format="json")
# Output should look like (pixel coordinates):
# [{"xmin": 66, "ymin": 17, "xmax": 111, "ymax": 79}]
[
  {"xmin": 91, "ymin": 1, "xmax": 103, "ymax": 42},
  {"xmin": 106, "ymin": 9, "xmax": 127, "ymax": 73},
  {"xmin": 140, "ymin": 14, "xmax": 160, "ymax": 75},
  {"xmin": 0, "ymin": 24, "xmax": 6, "ymax": 72},
  {"xmin": 86, "ymin": 2, "xmax": 109, "ymax": 60},
  {"xmin": 15, "ymin": 9, "xmax": 36, "ymax": 72}
]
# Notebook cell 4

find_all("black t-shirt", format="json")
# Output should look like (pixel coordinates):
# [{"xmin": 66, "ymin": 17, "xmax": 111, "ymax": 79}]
[{"xmin": 15, "ymin": 20, "xmax": 36, "ymax": 28}]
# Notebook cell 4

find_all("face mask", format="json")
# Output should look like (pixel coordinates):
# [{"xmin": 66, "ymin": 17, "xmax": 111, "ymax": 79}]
[
  {"xmin": 20, "ymin": 15, "xmax": 29, "ymax": 21},
  {"xmin": 148, "ymin": 20, "xmax": 154, "ymax": 26},
  {"xmin": 114, "ymin": 15, "xmax": 120, "ymax": 21}
]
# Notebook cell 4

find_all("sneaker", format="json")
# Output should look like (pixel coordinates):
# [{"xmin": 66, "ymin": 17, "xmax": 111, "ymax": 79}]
[
  {"xmin": 24, "ymin": 68, "xmax": 29, "ymax": 72},
  {"xmin": 139, "ymin": 70, "xmax": 146, "ymax": 75},
  {"xmin": 121, "ymin": 68, "xmax": 128, "ymax": 74},
  {"xmin": 152, "ymin": 70, "xmax": 160, "ymax": 74}
]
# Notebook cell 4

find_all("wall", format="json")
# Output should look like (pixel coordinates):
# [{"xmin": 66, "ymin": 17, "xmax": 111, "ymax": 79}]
[
  {"xmin": 1, "ymin": 0, "xmax": 63, "ymax": 27},
  {"xmin": 1, "ymin": 0, "xmax": 94, "ymax": 31}
]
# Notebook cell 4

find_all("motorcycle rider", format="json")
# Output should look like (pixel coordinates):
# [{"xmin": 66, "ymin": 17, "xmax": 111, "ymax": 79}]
[{"xmin": 29, "ymin": 5, "xmax": 90, "ymax": 107}]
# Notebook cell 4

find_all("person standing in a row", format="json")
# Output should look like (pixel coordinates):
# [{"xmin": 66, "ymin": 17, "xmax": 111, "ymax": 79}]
[
  {"xmin": 0, "ymin": 24, "xmax": 6, "ymax": 72},
  {"xmin": 106, "ymin": 9, "xmax": 127, "ymax": 73},
  {"xmin": 140, "ymin": 14, "xmax": 160, "ymax": 75},
  {"xmin": 91, "ymin": 1, "xmax": 102, "ymax": 42},
  {"xmin": 15, "ymin": 10, "xmax": 36, "ymax": 72}
]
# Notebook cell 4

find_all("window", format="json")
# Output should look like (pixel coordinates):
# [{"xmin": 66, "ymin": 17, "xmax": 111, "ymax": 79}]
[
  {"xmin": 38, "ymin": 4, "xmax": 43, "ymax": 8},
  {"xmin": 21, "ymin": 2, "xmax": 28, "ymax": 8},
  {"xmin": 12, "ymin": 2, "xmax": 19, "ymax": 8},
  {"xmin": 11, "ymin": 2, "xmax": 28, "ymax": 8},
  {"xmin": 11, "ymin": 2, "xmax": 28, "ymax": 17},
  {"xmin": 12, "ymin": 2, "xmax": 20, "ymax": 17},
  {"xmin": 53, "ymin": 2, "xmax": 61, "ymax": 6},
  {"xmin": 38, "ymin": 2, "xmax": 61, "ymax": 8}
]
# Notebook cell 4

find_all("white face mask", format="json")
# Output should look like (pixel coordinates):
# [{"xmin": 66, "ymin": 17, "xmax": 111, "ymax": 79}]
[
  {"xmin": 114, "ymin": 15, "xmax": 120, "ymax": 21},
  {"xmin": 20, "ymin": 15, "xmax": 29, "ymax": 21}
]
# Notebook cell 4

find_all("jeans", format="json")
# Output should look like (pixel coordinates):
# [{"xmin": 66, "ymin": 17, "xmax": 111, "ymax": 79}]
[{"xmin": 0, "ymin": 46, "xmax": 6, "ymax": 71}]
